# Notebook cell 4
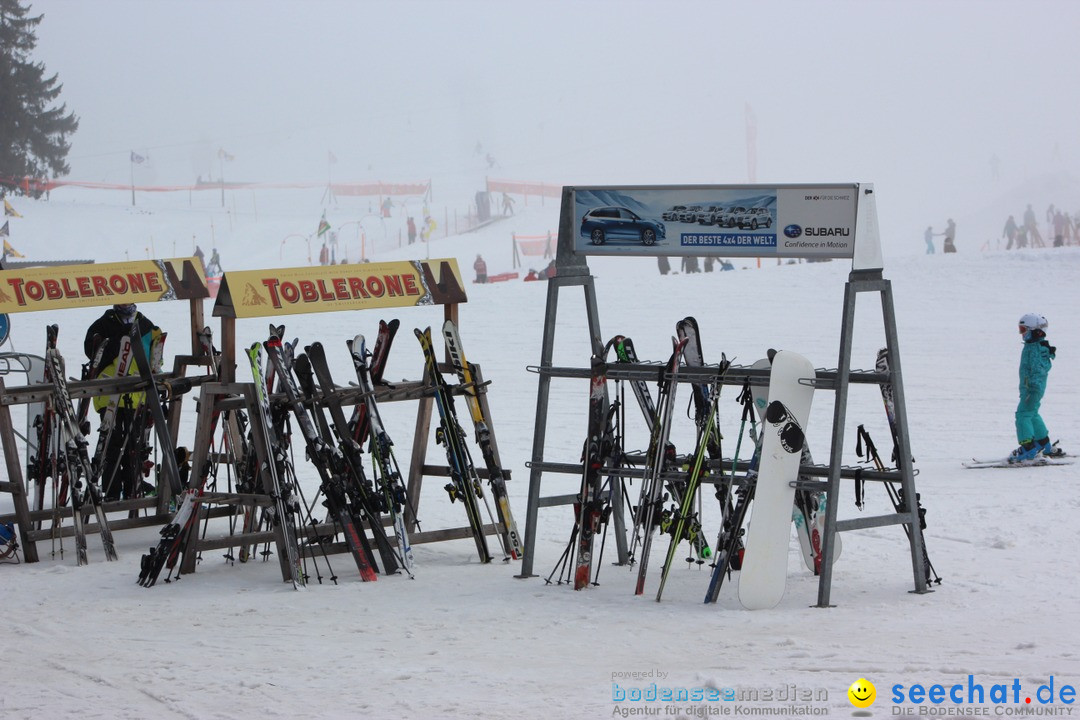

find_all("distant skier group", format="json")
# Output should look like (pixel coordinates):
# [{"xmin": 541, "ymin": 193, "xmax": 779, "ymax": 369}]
[
  {"xmin": 1001, "ymin": 203, "xmax": 1077, "ymax": 250},
  {"xmin": 924, "ymin": 219, "xmax": 957, "ymax": 254}
]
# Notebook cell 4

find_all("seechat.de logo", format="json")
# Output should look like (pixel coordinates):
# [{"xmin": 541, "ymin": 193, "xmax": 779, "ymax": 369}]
[{"xmin": 784, "ymin": 224, "xmax": 802, "ymax": 239}]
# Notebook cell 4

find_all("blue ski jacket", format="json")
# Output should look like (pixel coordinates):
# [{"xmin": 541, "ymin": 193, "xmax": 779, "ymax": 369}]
[{"xmin": 1019, "ymin": 334, "xmax": 1054, "ymax": 399}]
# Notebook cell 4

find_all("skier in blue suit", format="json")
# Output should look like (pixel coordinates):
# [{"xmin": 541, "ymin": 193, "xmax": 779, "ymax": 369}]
[{"xmin": 1010, "ymin": 313, "xmax": 1058, "ymax": 462}]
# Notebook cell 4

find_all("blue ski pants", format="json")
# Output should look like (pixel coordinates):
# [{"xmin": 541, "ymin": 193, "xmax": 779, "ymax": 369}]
[{"xmin": 1015, "ymin": 389, "xmax": 1048, "ymax": 444}]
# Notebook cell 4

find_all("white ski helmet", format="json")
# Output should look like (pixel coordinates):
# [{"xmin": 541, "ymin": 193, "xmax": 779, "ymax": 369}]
[{"xmin": 1018, "ymin": 313, "xmax": 1048, "ymax": 331}]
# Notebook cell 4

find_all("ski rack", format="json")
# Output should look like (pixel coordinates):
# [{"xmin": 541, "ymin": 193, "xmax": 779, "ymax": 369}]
[
  {"xmin": 171, "ymin": 258, "xmax": 515, "ymax": 584},
  {"xmin": 0, "ymin": 257, "xmax": 212, "ymax": 563},
  {"xmin": 521, "ymin": 184, "xmax": 931, "ymax": 606}
]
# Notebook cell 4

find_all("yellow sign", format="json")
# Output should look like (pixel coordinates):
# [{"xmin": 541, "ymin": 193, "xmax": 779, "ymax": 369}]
[
  {"xmin": 0, "ymin": 257, "xmax": 209, "ymax": 314},
  {"xmin": 212, "ymin": 258, "xmax": 468, "ymax": 319}
]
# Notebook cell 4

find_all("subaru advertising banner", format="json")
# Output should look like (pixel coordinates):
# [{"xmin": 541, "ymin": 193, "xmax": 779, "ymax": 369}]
[{"xmin": 570, "ymin": 185, "xmax": 858, "ymax": 259}]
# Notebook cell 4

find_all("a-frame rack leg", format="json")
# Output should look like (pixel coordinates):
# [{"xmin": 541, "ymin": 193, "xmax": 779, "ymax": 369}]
[
  {"xmin": 176, "ymin": 383, "xmax": 293, "ymax": 583},
  {"xmin": 0, "ymin": 378, "xmax": 39, "ymax": 562},
  {"xmin": 518, "ymin": 270, "xmax": 628, "ymax": 579},
  {"xmin": 403, "ymin": 363, "xmax": 513, "ymax": 549},
  {"xmin": 816, "ymin": 271, "xmax": 929, "ymax": 607}
]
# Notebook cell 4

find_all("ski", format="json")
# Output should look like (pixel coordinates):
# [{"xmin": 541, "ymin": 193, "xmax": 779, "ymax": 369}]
[
  {"xmin": 875, "ymin": 348, "xmax": 941, "ymax": 585},
  {"xmin": 347, "ymin": 319, "xmax": 398, "ymax": 446},
  {"xmin": 140, "ymin": 327, "xmax": 234, "ymax": 586},
  {"xmin": 704, "ymin": 377, "xmax": 761, "ymax": 604},
  {"xmin": 342, "ymin": 335, "xmax": 415, "ymax": 573},
  {"xmin": 302, "ymin": 341, "xmax": 404, "ymax": 576},
  {"xmin": 738, "ymin": 350, "xmax": 815, "ymax": 610},
  {"xmin": 44, "ymin": 325, "xmax": 118, "ymax": 564},
  {"xmin": 29, "ymin": 342, "xmax": 62, "ymax": 528},
  {"xmin": 442, "ymin": 319, "xmax": 522, "ymax": 560},
  {"xmin": 369, "ymin": 318, "xmax": 400, "ymax": 384},
  {"xmin": 613, "ymin": 336, "xmax": 658, "ymax": 431},
  {"xmin": 633, "ymin": 336, "xmax": 688, "ymax": 596},
  {"xmin": 572, "ymin": 344, "xmax": 618, "ymax": 590},
  {"xmin": 247, "ymin": 339, "xmax": 306, "ymax": 589},
  {"xmin": 655, "ymin": 374, "xmax": 720, "ymax": 601},
  {"xmin": 674, "ymin": 317, "xmax": 725, "ymax": 565},
  {"xmin": 963, "ymin": 456, "xmax": 1073, "ymax": 469},
  {"xmin": 415, "ymin": 326, "xmax": 492, "ymax": 563},
  {"xmin": 272, "ymin": 346, "xmax": 381, "ymax": 581},
  {"xmin": 127, "ymin": 325, "xmax": 185, "ymax": 497},
  {"xmin": 704, "ymin": 474, "xmax": 755, "ymax": 604}
]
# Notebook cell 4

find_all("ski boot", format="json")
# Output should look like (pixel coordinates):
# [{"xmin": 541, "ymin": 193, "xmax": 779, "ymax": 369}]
[
  {"xmin": 1008, "ymin": 441, "xmax": 1039, "ymax": 463},
  {"xmin": 1037, "ymin": 438, "xmax": 1065, "ymax": 458}
]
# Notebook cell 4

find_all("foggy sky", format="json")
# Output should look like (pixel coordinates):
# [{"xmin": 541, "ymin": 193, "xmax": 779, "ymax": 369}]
[{"xmin": 26, "ymin": 0, "xmax": 1080, "ymax": 249}]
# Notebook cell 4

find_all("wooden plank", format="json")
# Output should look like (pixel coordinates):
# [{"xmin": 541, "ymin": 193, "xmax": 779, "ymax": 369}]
[{"xmin": 0, "ymin": 379, "xmax": 38, "ymax": 562}]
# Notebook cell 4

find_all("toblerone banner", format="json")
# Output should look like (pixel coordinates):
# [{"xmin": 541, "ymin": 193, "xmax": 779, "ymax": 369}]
[
  {"xmin": 212, "ymin": 258, "xmax": 468, "ymax": 319},
  {"xmin": 0, "ymin": 257, "xmax": 209, "ymax": 313}
]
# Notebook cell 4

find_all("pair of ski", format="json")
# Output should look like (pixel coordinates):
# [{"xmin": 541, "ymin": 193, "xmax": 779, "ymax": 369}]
[
  {"xmin": 42, "ymin": 325, "xmax": 119, "ymax": 565},
  {"xmin": 416, "ymin": 322, "xmax": 522, "ymax": 564},
  {"xmin": 344, "ymin": 329, "xmax": 416, "ymax": 574},
  {"xmin": 268, "ymin": 321, "xmax": 419, "ymax": 586},
  {"xmin": 30, "ymin": 333, "xmax": 109, "ymax": 523},
  {"xmin": 964, "ymin": 454, "xmax": 1071, "ymax": 469},
  {"xmin": 295, "ymin": 330, "xmax": 415, "ymax": 580},
  {"xmin": 138, "ymin": 326, "xmax": 225, "ymax": 587},
  {"xmin": 564, "ymin": 343, "xmax": 620, "ymax": 590},
  {"xmin": 97, "ymin": 327, "xmax": 172, "ymax": 504},
  {"xmin": 48, "ymin": 320, "xmax": 174, "ymax": 568},
  {"xmin": 652, "ymin": 318, "xmax": 728, "ymax": 601},
  {"xmin": 611, "ymin": 319, "xmax": 725, "ymax": 599},
  {"xmin": 579, "ymin": 321, "xmax": 725, "ymax": 597}
]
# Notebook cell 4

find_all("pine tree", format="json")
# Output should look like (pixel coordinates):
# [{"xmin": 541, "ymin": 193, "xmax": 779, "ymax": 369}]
[{"xmin": 0, "ymin": 0, "xmax": 79, "ymax": 197}]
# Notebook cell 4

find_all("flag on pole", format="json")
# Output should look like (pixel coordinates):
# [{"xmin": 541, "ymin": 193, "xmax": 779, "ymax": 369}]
[
  {"xmin": 317, "ymin": 212, "xmax": 331, "ymax": 237},
  {"xmin": 0, "ymin": 220, "xmax": 8, "ymax": 237},
  {"xmin": 217, "ymin": 148, "xmax": 235, "ymax": 161},
  {"xmin": 3, "ymin": 234, "xmax": 25, "ymax": 258},
  {"xmin": 130, "ymin": 151, "xmax": 146, "ymax": 164},
  {"xmin": 3, "ymin": 199, "xmax": 22, "ymax": 217},
  {"xmin": 328, "ymin": 151, "xmax": 337, "ymax": 164}
]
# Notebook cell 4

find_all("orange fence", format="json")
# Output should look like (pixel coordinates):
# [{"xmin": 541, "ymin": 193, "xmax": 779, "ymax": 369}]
[
  {"xmin": 486, "ymin": 178, "xmax": 562, "ymax": 207},
  {"xmin": 512, "ymin": 231, "xmax": 556, "ymax": 268},
  {"xmin": 1, "ymin": 175, "xmax": 431, "ymax": 198}
]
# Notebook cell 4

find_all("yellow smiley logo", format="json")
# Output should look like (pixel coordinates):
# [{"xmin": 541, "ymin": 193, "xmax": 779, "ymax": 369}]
[{"xmin": 848, "ymin": 678, "xmax": 876, "ymax": 708}]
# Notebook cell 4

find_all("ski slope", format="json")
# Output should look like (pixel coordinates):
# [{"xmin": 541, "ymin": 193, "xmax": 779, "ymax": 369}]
[{"xmin": 2, "ymin": 184, "xmax": 1079, "ymax": 718}]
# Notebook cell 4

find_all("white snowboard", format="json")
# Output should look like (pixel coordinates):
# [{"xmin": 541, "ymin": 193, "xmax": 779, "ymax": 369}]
[
  {"xmin": 739, "ymin": 351, "xmax": 816, "ymax": 610},
  {"xmin": 748, "ymin": 358, "xmax": 839, "ymax": 575}
]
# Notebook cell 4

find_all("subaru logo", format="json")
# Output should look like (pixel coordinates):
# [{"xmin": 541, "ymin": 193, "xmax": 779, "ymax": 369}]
[{"xmin": 784, "ymin": 224, "xmax": 802, "ymax": 238}]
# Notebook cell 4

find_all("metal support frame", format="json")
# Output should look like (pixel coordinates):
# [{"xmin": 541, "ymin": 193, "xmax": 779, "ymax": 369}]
[
  {"xmin": 815, "ymin": 270, "xmax": 929, "ymax": 606},
  {"xmin": 520, "ymin": 183, "xmax": 931, "ymax": 605},
  {"xmin": 518, "ymin": 195, "xmax": 629, "ymax": 579}
]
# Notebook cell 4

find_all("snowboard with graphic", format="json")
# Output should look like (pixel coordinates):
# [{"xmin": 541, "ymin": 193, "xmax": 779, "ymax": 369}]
[{"xmin": 738, "ymin": 351, "xmax": 815, "ymax": 610}]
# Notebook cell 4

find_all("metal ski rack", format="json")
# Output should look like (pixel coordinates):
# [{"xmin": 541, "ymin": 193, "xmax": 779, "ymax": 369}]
[{"xmin": 520, "ymin": 184, "xmax": 932, "ymax": 605}]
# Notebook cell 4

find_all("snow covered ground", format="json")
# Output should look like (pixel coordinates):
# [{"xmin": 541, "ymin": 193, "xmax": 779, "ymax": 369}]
[{"xmin": 2, "ymin": 186, "xmax": 1080, "ymax": 719}]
